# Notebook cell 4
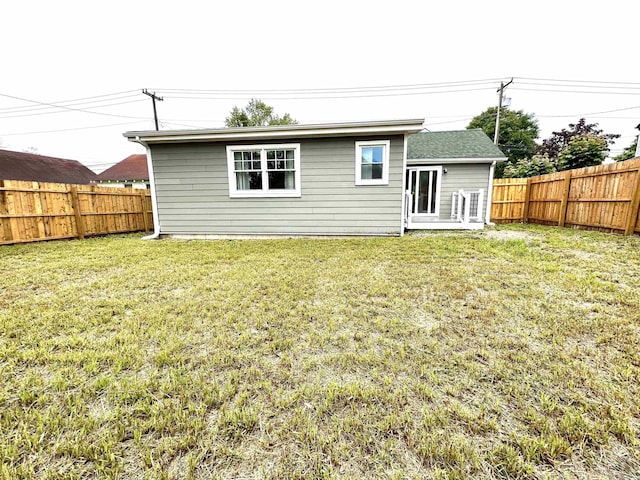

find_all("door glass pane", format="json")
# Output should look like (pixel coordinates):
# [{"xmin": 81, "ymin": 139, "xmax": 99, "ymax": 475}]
[
  {"xmin": 410, "ymin": 171, "xmax": 417, "ymax": 212},
  {"xmin": 417, "ymin": 170, "xmax": 438, "ymax": 214},
  {"xmin": 430, "ymin": 171, "xmax": 438, "ymax": 213}
]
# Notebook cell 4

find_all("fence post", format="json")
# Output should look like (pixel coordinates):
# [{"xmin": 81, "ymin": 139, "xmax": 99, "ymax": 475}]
[
  {"xmin": 69, "ymin": 186, "xmax": 85, "ymax": 240},
  {"xmin": 0, "ymin": 180, "xmax": 14, "ymax": 243},
  {"xmin": 558, "ymin": 170, "xmax": 572, "ymax": 227},
  {"xmin": 140, "ymin": 191, "xmax": 150, "ymax": 233},
  {"xmin": 522, "ymin": 178, "xmax": 532, "ymax": 223},
  {"xmin": 624, "ymin": 169, "xmax": 640, "ymax": 235}
]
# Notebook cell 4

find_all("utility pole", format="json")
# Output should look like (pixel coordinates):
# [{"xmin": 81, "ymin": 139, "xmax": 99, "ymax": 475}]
[
  {"xmin": 142, "ymin": 89, "xmax": 163, "ymax": 131},
  {"xmin": 494, "ymin": 78, "xmax": 513, "ymax": 145}
]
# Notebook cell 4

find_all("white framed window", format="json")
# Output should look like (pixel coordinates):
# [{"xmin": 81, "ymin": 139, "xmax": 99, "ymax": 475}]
[
  {"xmin": 355, "ymin": 140, "xmax": 390, "ymax": 185},
  {"xmin": 226, "ymin": 143, "xmax": 301, "ymax": 198}
]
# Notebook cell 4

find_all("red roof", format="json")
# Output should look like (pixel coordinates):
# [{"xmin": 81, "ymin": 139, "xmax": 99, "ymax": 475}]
[
  {"xmin": 0, "ymin": 149, "xmax": 97, "ymax": 184},
  {"xmin": 96, "ymin": 154, "xmax": 148, "ymax": 182}
]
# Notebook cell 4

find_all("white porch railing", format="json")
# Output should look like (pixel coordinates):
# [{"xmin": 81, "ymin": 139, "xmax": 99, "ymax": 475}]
[
  {"xmin": 404, "ymin": 191, "xmax": 411, "ymax": 226},
  {"xmin": 451, "ymin": 189, "xmax": 483, "ymax": 224}
]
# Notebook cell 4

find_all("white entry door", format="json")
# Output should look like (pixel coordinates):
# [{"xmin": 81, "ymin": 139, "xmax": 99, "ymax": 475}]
[{"xmin": 406, "ymin": 166, "xmax": 442, "ymax": 217}]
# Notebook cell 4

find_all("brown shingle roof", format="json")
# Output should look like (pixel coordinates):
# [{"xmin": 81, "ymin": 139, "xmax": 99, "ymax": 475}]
[
  {"xmin": 0, "ymin": 149, "xmax": 97, "ymax": 184},
  {"xmin": 96, "ymin": 154, "xmax": 148, "ymax": 182}
]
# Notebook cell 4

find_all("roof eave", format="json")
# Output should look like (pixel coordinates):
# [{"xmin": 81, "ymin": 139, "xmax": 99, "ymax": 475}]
[
  {"xmin": 407, "ymin": 157, "xmax": 508, "ymax": 164},
  {"xmin": 124, "ymin": 119, "xmax": 425, "ymax": 144}
]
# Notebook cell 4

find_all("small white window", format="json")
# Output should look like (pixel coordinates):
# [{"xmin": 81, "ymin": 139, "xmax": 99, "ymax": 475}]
[
  {"xmin": 227, "ymin": 144, "xmax": 301, "ymax": 198},
  {"xmin": 355, "ymin": 140, "xmax": 390, "ymax": 185}
]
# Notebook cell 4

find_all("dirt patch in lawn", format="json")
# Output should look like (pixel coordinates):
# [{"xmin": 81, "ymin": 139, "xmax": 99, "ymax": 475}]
[{"xmin": 483, "ymin": 229, "xmax": 542, "ymax": 242}]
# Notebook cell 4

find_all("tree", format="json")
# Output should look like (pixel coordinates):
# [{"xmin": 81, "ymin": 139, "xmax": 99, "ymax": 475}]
[
  {"xmin": 503, "ymin": 154, "xmax": 556, "ymax": 178},
  {"xmin": 467, "ymin": 107, "xmax": 539, "ymax": 177},
  {"xmin": 225, "ymin": 99, "xmax": 298, "ymax": 127},
  {"xmin": 557, "ymin": 134, "xmax": 608, "ymax": 171},
  {"xmin": 537, "ymin": 118, "xmax": 619, "ymax": 160},
  {"xmin": 613, "ymin": 137, "xmax": 638, "ymax": 162}
]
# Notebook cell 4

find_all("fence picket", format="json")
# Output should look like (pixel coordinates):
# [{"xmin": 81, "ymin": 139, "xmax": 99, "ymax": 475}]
[
  {"xmin": 491, "ymin": 158, "xmax": 640, "ymax": 235},
  {"xmin": 0, "ymin": 180, "xmax": 153, "ymax": 245}
]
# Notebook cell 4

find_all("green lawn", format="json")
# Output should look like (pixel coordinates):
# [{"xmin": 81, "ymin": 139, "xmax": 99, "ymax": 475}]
[{"xmin": 1, "ymin": 225, "xmax": 638, "ymax": 479}]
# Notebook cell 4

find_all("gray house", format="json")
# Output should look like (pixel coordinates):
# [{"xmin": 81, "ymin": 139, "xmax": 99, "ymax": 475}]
[
  {"xmin": 124, "ymin": 120, "xmax": 505, "ymax": 238},
  {"xmin": 406, "ymin": 129, "xmax": 507, "ymax": 230}
]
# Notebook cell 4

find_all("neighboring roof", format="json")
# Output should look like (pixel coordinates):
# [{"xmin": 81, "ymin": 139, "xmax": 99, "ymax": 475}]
[
  {"xmin": 124, "ymin": 119, "xmax": 425, "ymax": 144},
  {"xmin": 408, "ymin": 129, "xmax": 507, "ymax": 162},
  {"xmin": 96, "ymin": 154, "xmax": 148, "ymax": 182},
  {"xmin": 0, "ymin": 149, "xmax": 97, "ymax": 184}
]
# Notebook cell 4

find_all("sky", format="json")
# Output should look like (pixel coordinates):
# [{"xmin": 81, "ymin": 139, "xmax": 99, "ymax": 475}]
[{"xmin": 1, "ymin": 0, "xmax": 639, "ymax": 173}]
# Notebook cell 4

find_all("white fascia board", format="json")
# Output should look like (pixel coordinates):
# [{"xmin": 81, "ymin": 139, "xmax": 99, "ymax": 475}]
[
  {"xmin": 407, "ymin": 157, "xmax": 507, "ymax": 164},
  {"xmin": 124, "ymin": 120, "xmax": 425, "ymax": 144}
]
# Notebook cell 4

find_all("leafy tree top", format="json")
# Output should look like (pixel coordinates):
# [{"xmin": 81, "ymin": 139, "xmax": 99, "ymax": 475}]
[
  {"xmin": 225, "ymin": 99, "xmax": 298, "ymax": 127},
  {"xmin": 557, "ymin": 134, "xmax": 608, "ymax": 171},
  {"xmin": 467, "ymin": 107, "xmax": 539, "ymax": 163},
  {"xmin": 613, "ymin": 137, "xmax": 638, "ymax": 162},
  {"xmin": 537, "ymin": 118, "xmax": 620, "ymax": 159}
]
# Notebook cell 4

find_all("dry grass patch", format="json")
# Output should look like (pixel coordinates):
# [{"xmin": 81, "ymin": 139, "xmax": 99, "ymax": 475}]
[{"xmin": 1, "ymin": 224, "xmax": 639, "ymax": 479}]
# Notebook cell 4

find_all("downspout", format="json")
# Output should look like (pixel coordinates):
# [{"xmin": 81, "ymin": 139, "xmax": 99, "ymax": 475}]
[
  {"xmin": 136, "ymin": 136, "xmax": 161, "ymax": 240},
  {"xmin": 400, "ymin": 133, "xmax": 409, "ymax": 236},
  {"xmin": 485, "ymin": 161, "xmax": 497, "ymax": 225}
]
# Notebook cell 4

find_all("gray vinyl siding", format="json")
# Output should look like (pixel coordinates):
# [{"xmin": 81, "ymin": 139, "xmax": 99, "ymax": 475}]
[
  {"xmin": 439, "ymin": 163, "xmax": 491, "ymax": 219},
  {"xmin": 406, "ymin": 161, "xmax": 491, "ymax": 219},
  {"xmin": 150, "ymin": 135, "xmax": 404, "ymax": 235}
]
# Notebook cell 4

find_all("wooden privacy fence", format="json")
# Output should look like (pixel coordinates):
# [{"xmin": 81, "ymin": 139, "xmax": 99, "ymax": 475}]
[
  {"xmin": 491, "ymin": 158, "xmax": 640, "ymax": 235},
  {"xmin": 0, "ymin": 180, "xmax": 153, "ymax": 245}
]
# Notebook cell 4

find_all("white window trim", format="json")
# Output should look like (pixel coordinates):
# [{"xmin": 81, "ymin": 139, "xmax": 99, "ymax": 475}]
[
  {"xmin": 355, "ymin": 140, "xmax": 390, "ymax": 186},
  {"xmin": 226, "ymin": 143, "xmax": 301, "ymax": 198}
]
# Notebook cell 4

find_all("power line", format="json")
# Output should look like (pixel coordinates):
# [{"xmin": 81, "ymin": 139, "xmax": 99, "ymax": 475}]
[
  {"xmin": 153, "ymin": 77, "xmax": 640, "ymax": 95},
  {"xmin": 511, "ymin": 87, "xmax": 640, "ymax": 96},
  {"xmin": 516, "ymin": 82, "xmax": 640, "ymax": 92},
  {"xmin": 161, "ymin": 86, "xmax": 496, "ymax": 101},
  {"xmin": 537, "ymin": 105, "xmax": 640, "ymax": 118},
  {"xmin": 0, "ymin": 120, "xmax": 147, "ymax": 136},
  {"xmin": 0, "ymin": 92, "xmax": 149, "ymax": 120},
  {"xmin": 0, "ymin": 98, "xmax": 148, "ymax": 119},
  {"xmin": 0, "ymin": 91, "xmax": 141, "ymax": 113},
  {"xmin": 152, "ymin": 78, "xmax": 505, "ymax": 95},
  {"xmin": 514, "ymin": 77, "xmax": 640, "ymax": 87}
]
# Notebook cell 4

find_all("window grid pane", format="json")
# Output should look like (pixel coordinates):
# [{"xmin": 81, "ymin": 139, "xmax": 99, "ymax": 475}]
[
  {"xmin": 268, "ymin": 171, "xmax": 295, "ymax": 190},
  {"xmin": 266, "ymin": 150, "xmax": 295, "ymax": 171},
  {"xmin": 361, "ymin": 146, "xmax": 384, "ymax": 164},
  {"xmin": 233, "ymin": 151, "xmax": 262, "ymax": 172},
  {"xmin": 361, "ymin": 163, "xmax": 383, "ymax": 180},
  {"xmin": 236, "ymin": 172, "xmax": 262, "ymax": 190},
  {"xmin": 230, "ymin": 145, "xmax": 299, "ymax": 195}
]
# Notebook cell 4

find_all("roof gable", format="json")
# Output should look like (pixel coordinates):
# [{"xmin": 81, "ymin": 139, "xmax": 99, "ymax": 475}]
[
  {"xmin": 97, "ymin": 154, "xmax": 148, "ymax": 181},
  {"xmin": 0, "ymin": 149, "xmax": 97, "ymax": 184},
  {"xmin": 407, "ymin": 129, "xmax": 507, "ymax": 160}
]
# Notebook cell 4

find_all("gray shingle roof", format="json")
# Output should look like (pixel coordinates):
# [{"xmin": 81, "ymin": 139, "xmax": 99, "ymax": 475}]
[{"xmin": 407, "ymin": 129, "xmax": 507, "ymax": 160}]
